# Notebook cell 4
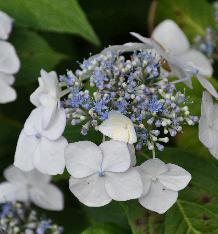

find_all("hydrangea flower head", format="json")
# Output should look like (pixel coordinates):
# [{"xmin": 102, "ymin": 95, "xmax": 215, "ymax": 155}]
[{"xmin": 61, "ymin": 44, "xmax": 198, "ymax": 152}]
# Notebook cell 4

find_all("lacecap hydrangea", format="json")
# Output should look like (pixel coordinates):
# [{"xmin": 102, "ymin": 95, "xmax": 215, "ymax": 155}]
[{"xmin": 60, "ymin": 43, "xmax": 198, "ymax": 152}]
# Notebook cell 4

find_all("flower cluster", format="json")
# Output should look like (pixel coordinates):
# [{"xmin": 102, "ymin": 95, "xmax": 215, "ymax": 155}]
[
  {"xmin": 193, "ymin": 28, "xmax": 217, "ymax": 63},
  {"xmin": 0, "ymin": 10, "xmax": 20, "ymax": 104},
  {"xmin": 61, "ymin": 47, "xmax": 198, "ymax": 151},
  {"xmin": 11, "ymin": 18, "xmax": 218, "ymax": 216},
  {"xmin": 0, "ymin": 202, "xmax": 63, "ymax": 234}
]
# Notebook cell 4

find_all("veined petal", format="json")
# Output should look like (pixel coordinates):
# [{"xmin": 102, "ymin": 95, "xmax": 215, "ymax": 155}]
[
  {"xmin": 0, "ymin": 41, "xmax": 20, "ymax": 74},
  {"xmin": 0, "ymin": 10, "xmax": 13, "ymax": 40},
  {"xmin": 30, "ymin": 184, "xmax": 64, "ymax": 211},
  {"xmin": 69, "ymin": 175, "xmax": 111, "ymax": 207},
  {"xmin": 139, "ymin": 158, "xmax": 168, "ymax": 177},
  {"xmin": 14, "ymin": 130, "xmax": 37, "ymax": 171},
  {"xmin": 152, "ymin": 19, "xmax": 190, "ymax": 55},
  {"xmin": 33, "ymin": 136, "xmax": 67, "ymax": 175},
  {"xmin": 139, "ymin": 181, "xmax": 178, "ymax": 214},
  {"xmin": 100, "ymin": 140, "xmax": 131, "ymax": 173},
  {"xmin": 105, "ymin": 168, "xmax": 143, "ymax": 201},
  {"xmin": 159, "ymin": 164, "xmax": 191, "ymax": 191}
]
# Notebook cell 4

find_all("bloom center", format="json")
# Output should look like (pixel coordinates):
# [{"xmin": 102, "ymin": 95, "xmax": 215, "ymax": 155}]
[
  {"xmin": 35, "ymin": 133, "xmax": 42, "ymax": 139},
  {"xmin": 98, "ymin": 171, "xmax": 105, "ymax": 177}
]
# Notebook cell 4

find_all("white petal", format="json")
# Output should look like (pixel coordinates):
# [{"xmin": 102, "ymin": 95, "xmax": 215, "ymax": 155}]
[
  {"xmin": 41, "ymin": 105, "xmax": 57, "ymax": 130},
  {"xmin": 128, "ymin": 144, "xmax": 137, "ymax": 166},
  {"xmin": 181, "ymin": 49, "xmax": 213, "ymax": 77},
  {"xmin": 30, "ymin": 184, "xmax": 63, "ymax": 210},
  {"xmin": 100, "ymin": 140, "xmax": 131, "ymax": 173},
  {"xmin": 0, "ymin": 11, "xmax": 13, "ymax": 40},
  {"xmin": 0, "ymin": 182, "xmax": 17, "ymax": 203},
  {"xmin": 0, "ymin": 76, "xmax": 16, "ymax": 103},
  {"xmin": 26, "ymin": 169, "xmax": 51, "ymax": 185},
  {"xmin": 23, "ymin": 108, "xmax": 42, "ymax": 135},
  {"xmin": 139, "ymin": 158, "xmax": 168, "ymax": 177},
  {"xmin": 42, "ymin": 107, "xmax": 66, "ymax": 139},
  {"xmin": 201, "ymin": 91, "xmax": 214, "ymax": 119},
  {"xmin": 33, "ymin": 136, "xmax": 67, "ymax": 175},
  {"xmin": 159, "ymin": 164, "xmax": 191, "ymax": 191},
  {"xmin": 130, "ymin": 32, "xmax": 153, "ymax": 46},
  {"xmin": 0, "ymin": 182, "xmax": 28, "ymax": 203},
  {"xmin": 14, "ymin": 130, "xmax": 36, "ymax": 171},
  {"xmin": 65, "ymin": 141, "xmax": 102, "ymax": 178},
  {"xmin": 4, "ymin": 166, "xmax": 27, "ymax": 185},
  {"xmin": 105, "ymin": 168, "xmax": 143, "ymax": 201},
  {"xmin": 197, "ymin": 75, "xmax": 218, "ymax": 99},
  {"xmin": 139, "ymin": 181, "xmax": 178, "ymax": 214},
  {"xmin": 40, "ymin": 69, "xmax": 59, "ymax": 96},
  {"xmin": 24, "ymin": 107, "xmax": 66, "ymax": 140},
  {"xmin": 30, "ymin": 85, "xmax": 44, "ymax": 107},
  {"xmin": 152, "ymin": 19, "xmax": 190, "ymax": 55},
  {"xmin": 209, "ymin": 142, "xmax": 218, "ymax": 160},
  {"xmin": 98, "ymin": 111, "xmax": 137, "ymax": 144},
  {"xmin": 136, "ymin": 167, "xmax": 152, "ymax": 195},
  {"xmin": 0, "ymin": 41, "xmax": 20, "ymax": 74},
  {"xmin": 199, "ymin": 116, "xmax": 213, "ymax": 148},
  {"xmin": 69, "ymin": 175, "xmax": 112, "ymax": 207},
  {"xmin": 0, "ymin": 72, "xmax": 15, "ymax": 85}
]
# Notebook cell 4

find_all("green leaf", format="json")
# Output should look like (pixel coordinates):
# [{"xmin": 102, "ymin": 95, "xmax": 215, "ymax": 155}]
[
  {"xmin": 11, "ymin": 28, "xmax": 65, "ymax": 85},
  {"xmin": 162, "ymin": 148, "xmax": 218, "ymax": 234},
  {"xmin": 64, "ymin": 124, "xmax": 102, "ymax": 145},
  {"xmin": 122, "ymin": 201, "xmax": 164, "ymax": 234},
  {"xmin": 156, "ymin": 0, "xmax": 216, "ymax": 39},
  {"xmin": 0, "ymin": 0, "xmax": 100, "ymax": 45},
  {"xmin": 126, "ymin": 148, "xmax": 218, "ymax": 234},
  {"xmin": 83, "ymin": 202, "xmax": 129, "ymax": 231},
  {"xmin": 81, "ymin": 223, "xmax": 128, "ymax": 234}
]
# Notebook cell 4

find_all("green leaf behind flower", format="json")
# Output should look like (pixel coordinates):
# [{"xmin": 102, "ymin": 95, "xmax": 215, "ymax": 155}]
[{"xmin": 0, "ymin": 0, "xmax": 100, "ymax": 45}]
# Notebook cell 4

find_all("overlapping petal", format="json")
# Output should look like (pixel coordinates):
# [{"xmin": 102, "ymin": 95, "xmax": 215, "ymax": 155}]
[
  {"xmin": 105, "ymin": 168, "xmax": 143, "ymax": 201},
  {"xmin": 65, "ymin": 141, "xmax": 102, "ymax": 178},
  {"xmin": 69, "ymin": 175, "xmax": 111, "ymax": 207}
]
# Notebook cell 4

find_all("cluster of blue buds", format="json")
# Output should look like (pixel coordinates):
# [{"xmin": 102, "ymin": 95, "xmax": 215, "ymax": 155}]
[
  {"xmin": 0, "ymin": 202, "xmax": 63, "ymax": 234},
  {"xmin": 193, "ymin": 27, "xmax": 217, "ymax": 63},
  {"xmin": 60, "ymin": 45, "xmax": 198, "ymax": 152},
  {"xmin": 193, "ymin": 2, "xmax": 218, "ymax": 63}
]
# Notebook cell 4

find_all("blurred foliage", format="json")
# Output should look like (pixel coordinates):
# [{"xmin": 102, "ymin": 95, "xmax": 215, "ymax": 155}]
[{"xmin": 0, "ymin": 0, "xmax": 218, "ymax": 233}]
